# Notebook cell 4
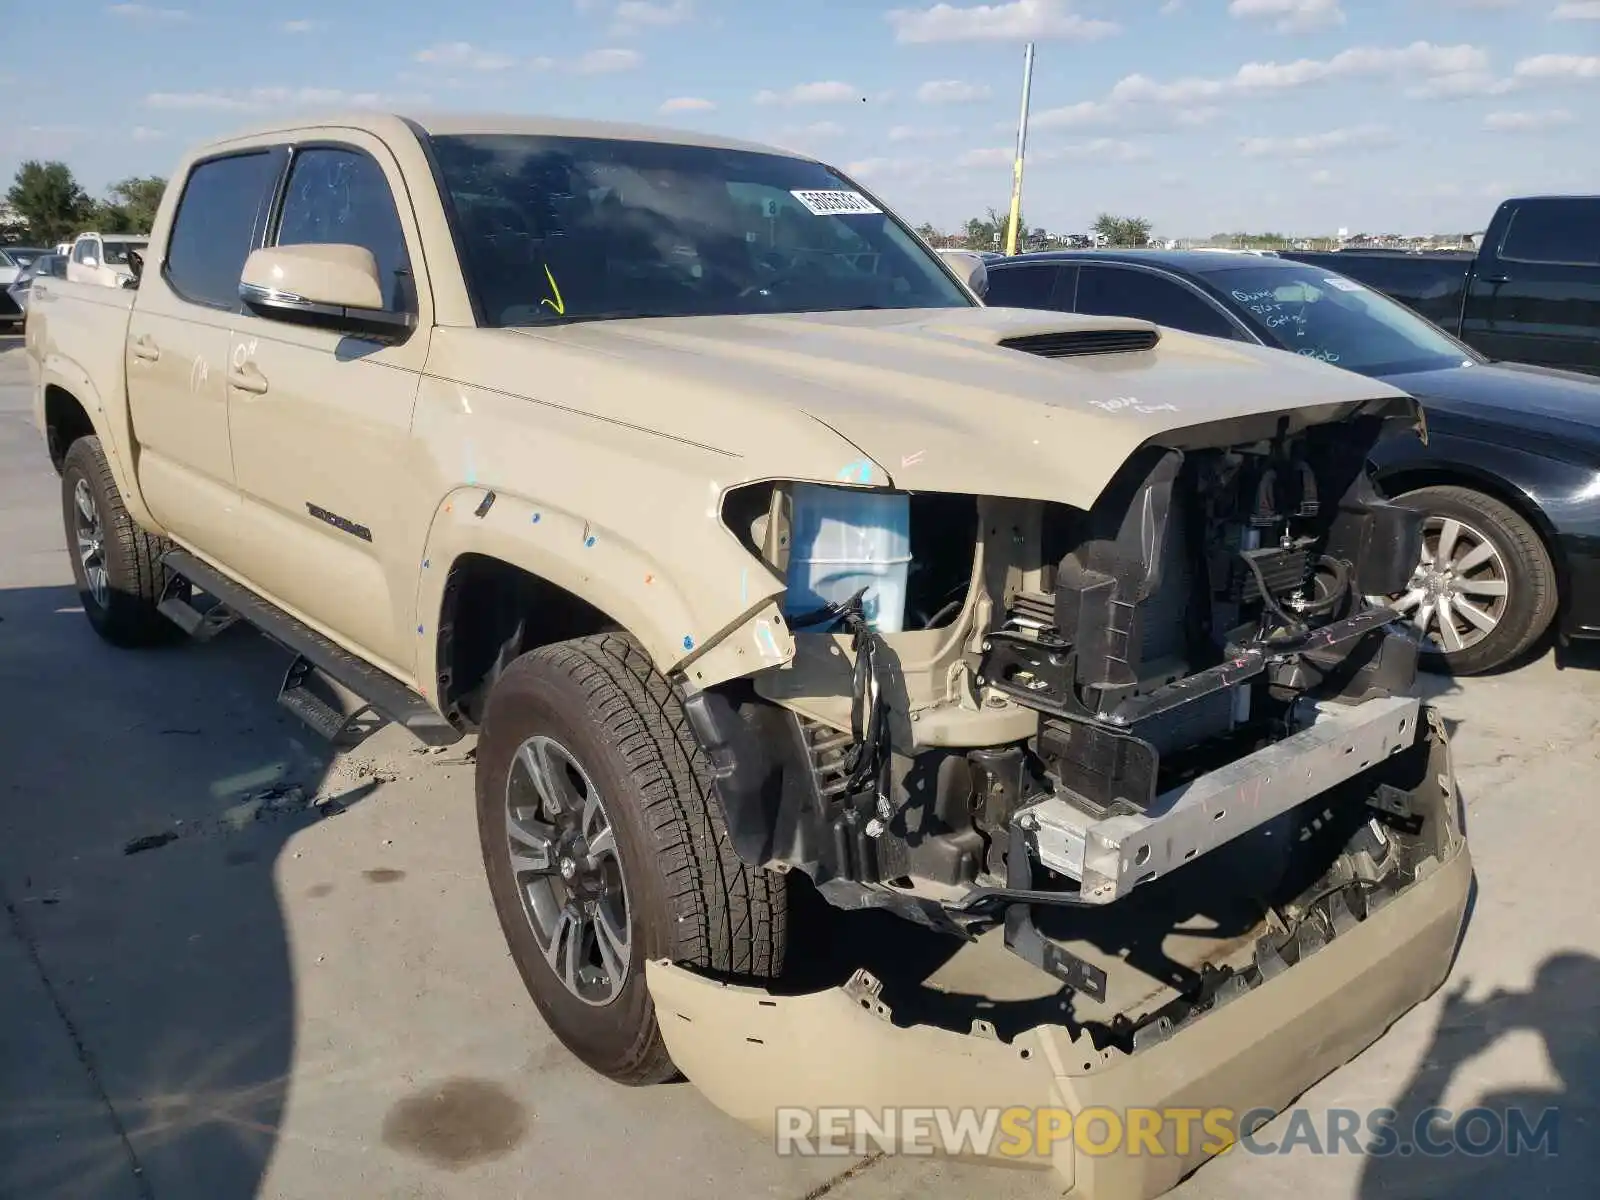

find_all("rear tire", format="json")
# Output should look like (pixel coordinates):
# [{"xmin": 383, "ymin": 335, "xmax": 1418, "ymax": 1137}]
[
  {"xmin": 60, "ymin": 435, "xmax": 182, "ymax": 648},
  {"xmin": 474, "ymin": 633, "xmax": 788, "ymax": 1085},
  {"xmin": 1389, "ymin": 485, "xmax": 1555, "ymax": 676}
]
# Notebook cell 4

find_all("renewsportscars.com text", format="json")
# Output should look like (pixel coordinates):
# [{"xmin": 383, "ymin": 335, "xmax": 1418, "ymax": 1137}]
[{"xmin": 774, "ymin": 1104, "xmax": 1561, "ymax": 1161}]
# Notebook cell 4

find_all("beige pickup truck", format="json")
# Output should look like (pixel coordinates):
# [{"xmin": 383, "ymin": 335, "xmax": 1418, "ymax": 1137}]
[{"xmin": 27, "ymin": 112, "xmax": 1471, "ymax": 1197}]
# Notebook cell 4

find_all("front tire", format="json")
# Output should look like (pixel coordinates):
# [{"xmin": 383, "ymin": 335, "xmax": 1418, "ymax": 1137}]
[
  {"xmin": 1389, "ymin": 485, "xmax": 1555, "ymax": 676},
  {"xmin": 474, "ymin": 633, "xmax": 788, "ymax": 1085},
  {"xmin": 60, "ymin": 435, "xmax": 181, "ymax": 648}
]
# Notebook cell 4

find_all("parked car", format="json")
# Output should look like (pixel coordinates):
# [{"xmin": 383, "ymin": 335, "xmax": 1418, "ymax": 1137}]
[
  {"xmin": 1, "ymin": 247, "xmax": 50, "ymax": 328},
  {"xmin": 64, "ymin": 232, "xmax": 149, "ymax": 288},
  {"xmin": 5, "ymin": 251, "xmax": 70, "ymax": 320},
  {"xmin": 25, "ymin": 111, "xmax": 1471, "ymax": 1191},
  {"xmin": 1279, "ymin": 196, "xmax": 1600, "ymax": 378},
  {"xmin": 983, "ymin": 248, "xmax": 1600, "ymax": 674}
]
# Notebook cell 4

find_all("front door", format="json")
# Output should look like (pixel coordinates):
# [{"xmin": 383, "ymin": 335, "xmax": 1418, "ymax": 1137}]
[
  {"xmin": 123, "ymin": 147, "xmax": 285, "ymax": 549},
  {"xmin": 226, "ymin": 134, "xmax": 432, "ymax": 676}
]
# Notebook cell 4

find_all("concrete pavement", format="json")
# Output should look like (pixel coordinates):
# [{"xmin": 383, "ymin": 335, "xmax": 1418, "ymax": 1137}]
[{"xmin": 2, "ymin": 333, "xmax": 1594, "ymax": 1199}]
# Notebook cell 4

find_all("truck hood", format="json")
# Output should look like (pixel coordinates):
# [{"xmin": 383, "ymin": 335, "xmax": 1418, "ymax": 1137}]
[{"xmin": 465, "ymin": 306, "xmax": 1412, "ymax": 509}]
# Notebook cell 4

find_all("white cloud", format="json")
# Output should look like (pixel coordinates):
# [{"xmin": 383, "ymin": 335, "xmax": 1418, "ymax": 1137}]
[
  {"xmin": 886, "ymin": 1, "xmax": 1121, "ymax": 44},
  {"xmin": 281, "ymin": 19, "xmax": 319, "ymax": 33},
  {"xmin": 1029, "ymin": 97, "xmax": 1221, "ymax": 131},
  {"xmin": 844, "ymin": 156, "xmax": 925, "ymax": 179},
  {"xmin": 145, "ymin": 86, "xmax": 412, "ymax": 112},
  {"xmin": 1483, "ymin": 107, "xmax": 1575, "ymax": 130},
  {"xmin": 414, "ymin": 42, "xmax": 517, "ymax": 71},
  {"xmin": 1514, "ymin": 53, "xmax": 1600, "ymax": 78},
  {"xmin": 1405, "ymin": 71, "xmax": 1515, "ymax": 98},
  {"xmin": 658, "ymin": 96, "xmax": 715, "ymax": 113},
  {"xmin": 1228, "ymin": 0, "xmax": 1346, "ymax": 34},
  {"xmin": 1239, "ymin": 124, "xmax": 1396, "ymax": 157},
  {"xmin": 611, "ymin": 0, "xmax": 693, "ymax": 34},
  {"xmin": 957, "ymin": 137, "xmax": 1147, "ymax": 168},
  {"xmin": 889, "ymin": 123, "xmax": 961, "ymax": 141},
  {"xmin": 916, "ymin": 79, "xmax": 992, "ymax": 103},
  {"xmin": 1309, "ymin": 168, "xmax": 1337, "ymax": 186},
  {"xmin": 1159, "ymin": 0, "xmax": 1184, "ymax": 12},
  {"xmin": 131, "ymin": 126, "xmax": 166, "ymax": 142},
  {"xmin": 1551, "ymin": 1, "xmax": 1600, "ymax": 15},
  {"xmin": 106, "ymin": 4, "xmax": 186, "ymax": 18},
  {"xmin": 754, "ymin": 81, "xmax": 861, "ymax": 105},
  {"xmin": 572, "ymin": 47, "xmax": 644, "ymax": 73}
]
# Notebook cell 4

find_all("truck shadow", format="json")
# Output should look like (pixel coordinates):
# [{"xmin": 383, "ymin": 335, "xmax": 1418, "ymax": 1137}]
[
  {"xmin": 1354, "ymin": 950, "xmax": 1599, "ymax": 1199},
  {"xmin": 0, "ymin": 583, "xmax": 368, "ymax": 1200}
]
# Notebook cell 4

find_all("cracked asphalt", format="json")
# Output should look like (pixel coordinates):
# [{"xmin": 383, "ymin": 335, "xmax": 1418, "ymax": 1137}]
[{"xmin": 2, "ymin": 334, "xmax": 1595, "ymax": 1199}]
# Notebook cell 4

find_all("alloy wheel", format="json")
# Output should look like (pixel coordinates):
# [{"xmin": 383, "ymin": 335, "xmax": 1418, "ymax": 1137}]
[
  {"xmin": 1388, "ymin": 514, "xmax": 1510, "ymax": 656},
  {"xmin": 73, "ymin": 478, "xmax": 109, "ymax": 610},
  {"xmin": 503, "ymin": 734, "xmax": 632, "ymax": 1006}
]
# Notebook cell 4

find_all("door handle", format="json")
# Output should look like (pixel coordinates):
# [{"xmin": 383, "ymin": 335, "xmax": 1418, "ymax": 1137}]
[
  {"xmin": 1479, "ymin": 274, "xmax": 1510, "ymax": 285},
  {"xmin": 227, "ymin": 364, "xmax": 269, "ymax": 395},
  {"xmin": 130, "ymin": 335, "xmax": 160, "ymax": 362}
]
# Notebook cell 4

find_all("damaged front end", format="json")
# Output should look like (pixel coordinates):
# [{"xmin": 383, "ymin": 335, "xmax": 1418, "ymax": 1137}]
[
  {"xmin": 688, "ymin": 394, "xmax": 1447, "ymax": 968},
  {"xmin": 663, "ymin": 391, "xmax": 1473, "ymax": 1193}
]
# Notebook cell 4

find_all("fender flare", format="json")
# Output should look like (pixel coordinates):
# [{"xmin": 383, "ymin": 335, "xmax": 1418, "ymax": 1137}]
[
  {"xmin": 37, "ymin": 358, "xmax": 160, "ymax": 531},
  {"xmin": 412, "ymin": 485, "xmax": 796, "ymax": 700}
]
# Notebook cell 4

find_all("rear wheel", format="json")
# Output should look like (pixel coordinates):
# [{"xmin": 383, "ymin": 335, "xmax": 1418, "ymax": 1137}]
[
  {"xmin": 60, "ymin": 435, "xmax": 182, "ymax": 648},
  {"xmin": 474, "ymin": 633, "xmax": 788, "ymax": 1084},
  {"xmin": 1388, "ymin": 485, "xmax": 1555, "ymax": 676}
]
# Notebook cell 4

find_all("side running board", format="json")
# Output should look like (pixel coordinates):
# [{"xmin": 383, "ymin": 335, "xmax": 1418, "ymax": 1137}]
[{"xmin": 159, "ymin": 549, "xmax": 462, "ymax": 747}]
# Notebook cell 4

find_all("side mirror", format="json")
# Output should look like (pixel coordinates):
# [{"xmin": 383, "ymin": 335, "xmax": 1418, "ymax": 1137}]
[
  {"xmin": 82, "ymin": 256, "xmax": 98, "ymax": 268},
  {"xmin": 127, "ymin": 248, "xmax": 144, "ymax": 283},
  {"xmin": 239, "ymin": 243, "xmax": 413, "ymax": 340},
  {"xmin": 940, "ymin": 250, "xmax": 988, "ymax": 300}
]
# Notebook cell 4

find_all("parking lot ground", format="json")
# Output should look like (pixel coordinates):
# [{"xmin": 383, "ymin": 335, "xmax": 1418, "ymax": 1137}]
[{"xmin": 2, "ymin": 333, "xmax": 1595, "ymax": 1200}]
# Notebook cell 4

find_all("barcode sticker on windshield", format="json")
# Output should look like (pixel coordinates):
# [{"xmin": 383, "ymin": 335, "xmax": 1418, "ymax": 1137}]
[
  {"xmin": 791, "ymin": 189, "xmax": 882, "ymax": 216},
  {"xmin": 1324, "ymin": 277, "xmax": 1365, "ymax": 292}
]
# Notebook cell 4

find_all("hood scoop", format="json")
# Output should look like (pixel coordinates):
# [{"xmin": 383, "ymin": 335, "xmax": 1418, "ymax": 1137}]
[{"xmin": 1000, "ymin": 327, "xmax": 1161, "ymax": 359}]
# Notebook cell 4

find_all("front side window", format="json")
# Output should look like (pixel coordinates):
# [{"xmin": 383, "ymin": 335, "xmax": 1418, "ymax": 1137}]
[
  {"xmin": 1205, "ymin": 262, "xmax": 1476, "ymax": 376},
  {"xmin": 1075, "ymin": 265, "xmax": 1240, "ymax": 339},
  {"xmin": 1499, "ymin": 199, "xmax": 1600, "ymax": 267},
  {"xmin": 165, "ymin": 150, "xmax": 282, "ymax": 309},
  {"xmin": 100, "ymin": 240, "xmax": 145, "ymax": 266},
  {"xmin": 72, "ymin": 239, "xmax": 95, "ymax": 264},
  {"xmin": 425, "ymin": 133, "xmax": 973, "ymax": 326},
  {"xmin": 274, "ymin": 146, "xmax": 414, "ymax": 312}
]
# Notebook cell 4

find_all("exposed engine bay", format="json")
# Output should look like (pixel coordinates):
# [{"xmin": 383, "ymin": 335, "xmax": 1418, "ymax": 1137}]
[{"xmin": 690, "ymin": 399, "xmax": 1441, "ymax": 1018}]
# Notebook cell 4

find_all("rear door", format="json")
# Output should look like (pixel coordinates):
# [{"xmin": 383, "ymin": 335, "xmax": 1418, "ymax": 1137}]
[
  {"xmin": 1071, "ymin": 264, "xmax": 1248, "ymax": 340},
  {"xmin": 984, "ymin": 261, "xmax": 1074, "ymax": 311},
  {"xmin": 124, "ymin": 147, "xmax": 285, "ymax": 549},
  {"xmin": 1464, "ymin": 197, "xmax": 1600, "ymax": 374},
  {"xmin": 225, "ymin": 133, "xmax": 431, "ymax": 671}
]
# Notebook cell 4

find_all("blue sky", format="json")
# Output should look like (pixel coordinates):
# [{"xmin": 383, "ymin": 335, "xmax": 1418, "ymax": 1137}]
[{"xmin": 5, "ymin": 1, "xmax": 1597, "ymax": 237}]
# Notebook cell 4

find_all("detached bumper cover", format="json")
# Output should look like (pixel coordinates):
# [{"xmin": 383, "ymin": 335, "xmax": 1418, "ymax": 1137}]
[{"xmin": 646, "ymin": 712, "xmax": 1472, "ymax": 1200}]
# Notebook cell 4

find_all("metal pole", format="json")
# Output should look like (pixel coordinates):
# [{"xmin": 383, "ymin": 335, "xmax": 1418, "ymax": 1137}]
[{"xmin": 1004, "ymin": 41, "xmax": 1035, "ymax": 257}]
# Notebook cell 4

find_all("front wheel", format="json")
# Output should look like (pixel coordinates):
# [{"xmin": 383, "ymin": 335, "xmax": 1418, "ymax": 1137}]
[
  {"xmin": 1387, "ymin": 485, "xmax": 1556, "ymax": 676},
  {"xmin": 474, "ymin": 633, "xmax": 788, "ymax": 1084}
]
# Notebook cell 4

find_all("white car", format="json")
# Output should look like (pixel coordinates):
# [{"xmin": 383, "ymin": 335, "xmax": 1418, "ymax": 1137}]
[{"xmin": 65, "ymin": 232, "xmax": 149, "ymax": 287}]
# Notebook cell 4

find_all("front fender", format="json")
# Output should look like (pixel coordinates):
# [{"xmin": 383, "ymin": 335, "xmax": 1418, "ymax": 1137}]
[{"xmin": 412, "ymin": 484, "xmax": 797, "ymax": 699}]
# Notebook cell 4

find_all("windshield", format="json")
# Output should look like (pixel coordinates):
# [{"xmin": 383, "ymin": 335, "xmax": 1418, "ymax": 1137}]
[
  {"xmin": 425, "ymin": 133, "xmax": 972, "ymax": 326},
  {"xmin": 100, "ymin": 240, "xmax": 146, "ymax": 266},
  {"xmin": 1206, "ymin": 262, "xmax": 1477, "ymax": 376}
]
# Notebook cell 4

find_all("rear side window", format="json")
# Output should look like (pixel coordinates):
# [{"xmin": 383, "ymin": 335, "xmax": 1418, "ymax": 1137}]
[
  {"xmin": 1499, "ymin": 199, "xmax": 1600, "ymax": 267},
  {"xmin": 165, "ymin": 150, "xmax": 282, "ymax": 309},
  {"xmin": 1075, "ymin": 265, "xmax": 1240, "ymax": 339},
  {"xmin": 273, "ymin": 146, "xmax": 414, "ymax": 312},
  {"xmin": 985, "ymin": 263, "xmax": 1070, "ymax": 310}
]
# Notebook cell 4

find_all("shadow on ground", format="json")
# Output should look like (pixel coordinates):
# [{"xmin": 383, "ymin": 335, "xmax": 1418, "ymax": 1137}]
[
  {"xmin": 1355, "ymin": 950, "xmax": 1599, "ymax": 1199},
  {"xmin": 0, "ymin": 583, "xmax": 374, "ymax": 1200}
]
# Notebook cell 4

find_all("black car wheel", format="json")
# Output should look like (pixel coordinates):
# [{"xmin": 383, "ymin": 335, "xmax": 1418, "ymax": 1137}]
[
  {"xmin": 474, "ymin": 633, "xmax": 788, "ymax": 1085},
  {"xmin": 60, "ymin": 435, "xmax": 183, "ymax": 647},
  {"xmin": 1388, "ymin": 485, "xmax": 1555, "ymax": 676}
]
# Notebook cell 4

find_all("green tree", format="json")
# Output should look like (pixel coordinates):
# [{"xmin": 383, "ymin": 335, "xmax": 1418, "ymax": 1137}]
[
  {"xmin": 964, "ymin": 205, "xmax": 1029, "ymax": 251},
  {"xmin": 1093, "ymin": 213, "xmax": 1155, "ymax": 247},
  {"xmin": 5, "ymin": 160, "xmax": 95, "ymax": 244},
  {"xmin": 97, "ymin": 176, "xmax": 167, "ymax": 234}
]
